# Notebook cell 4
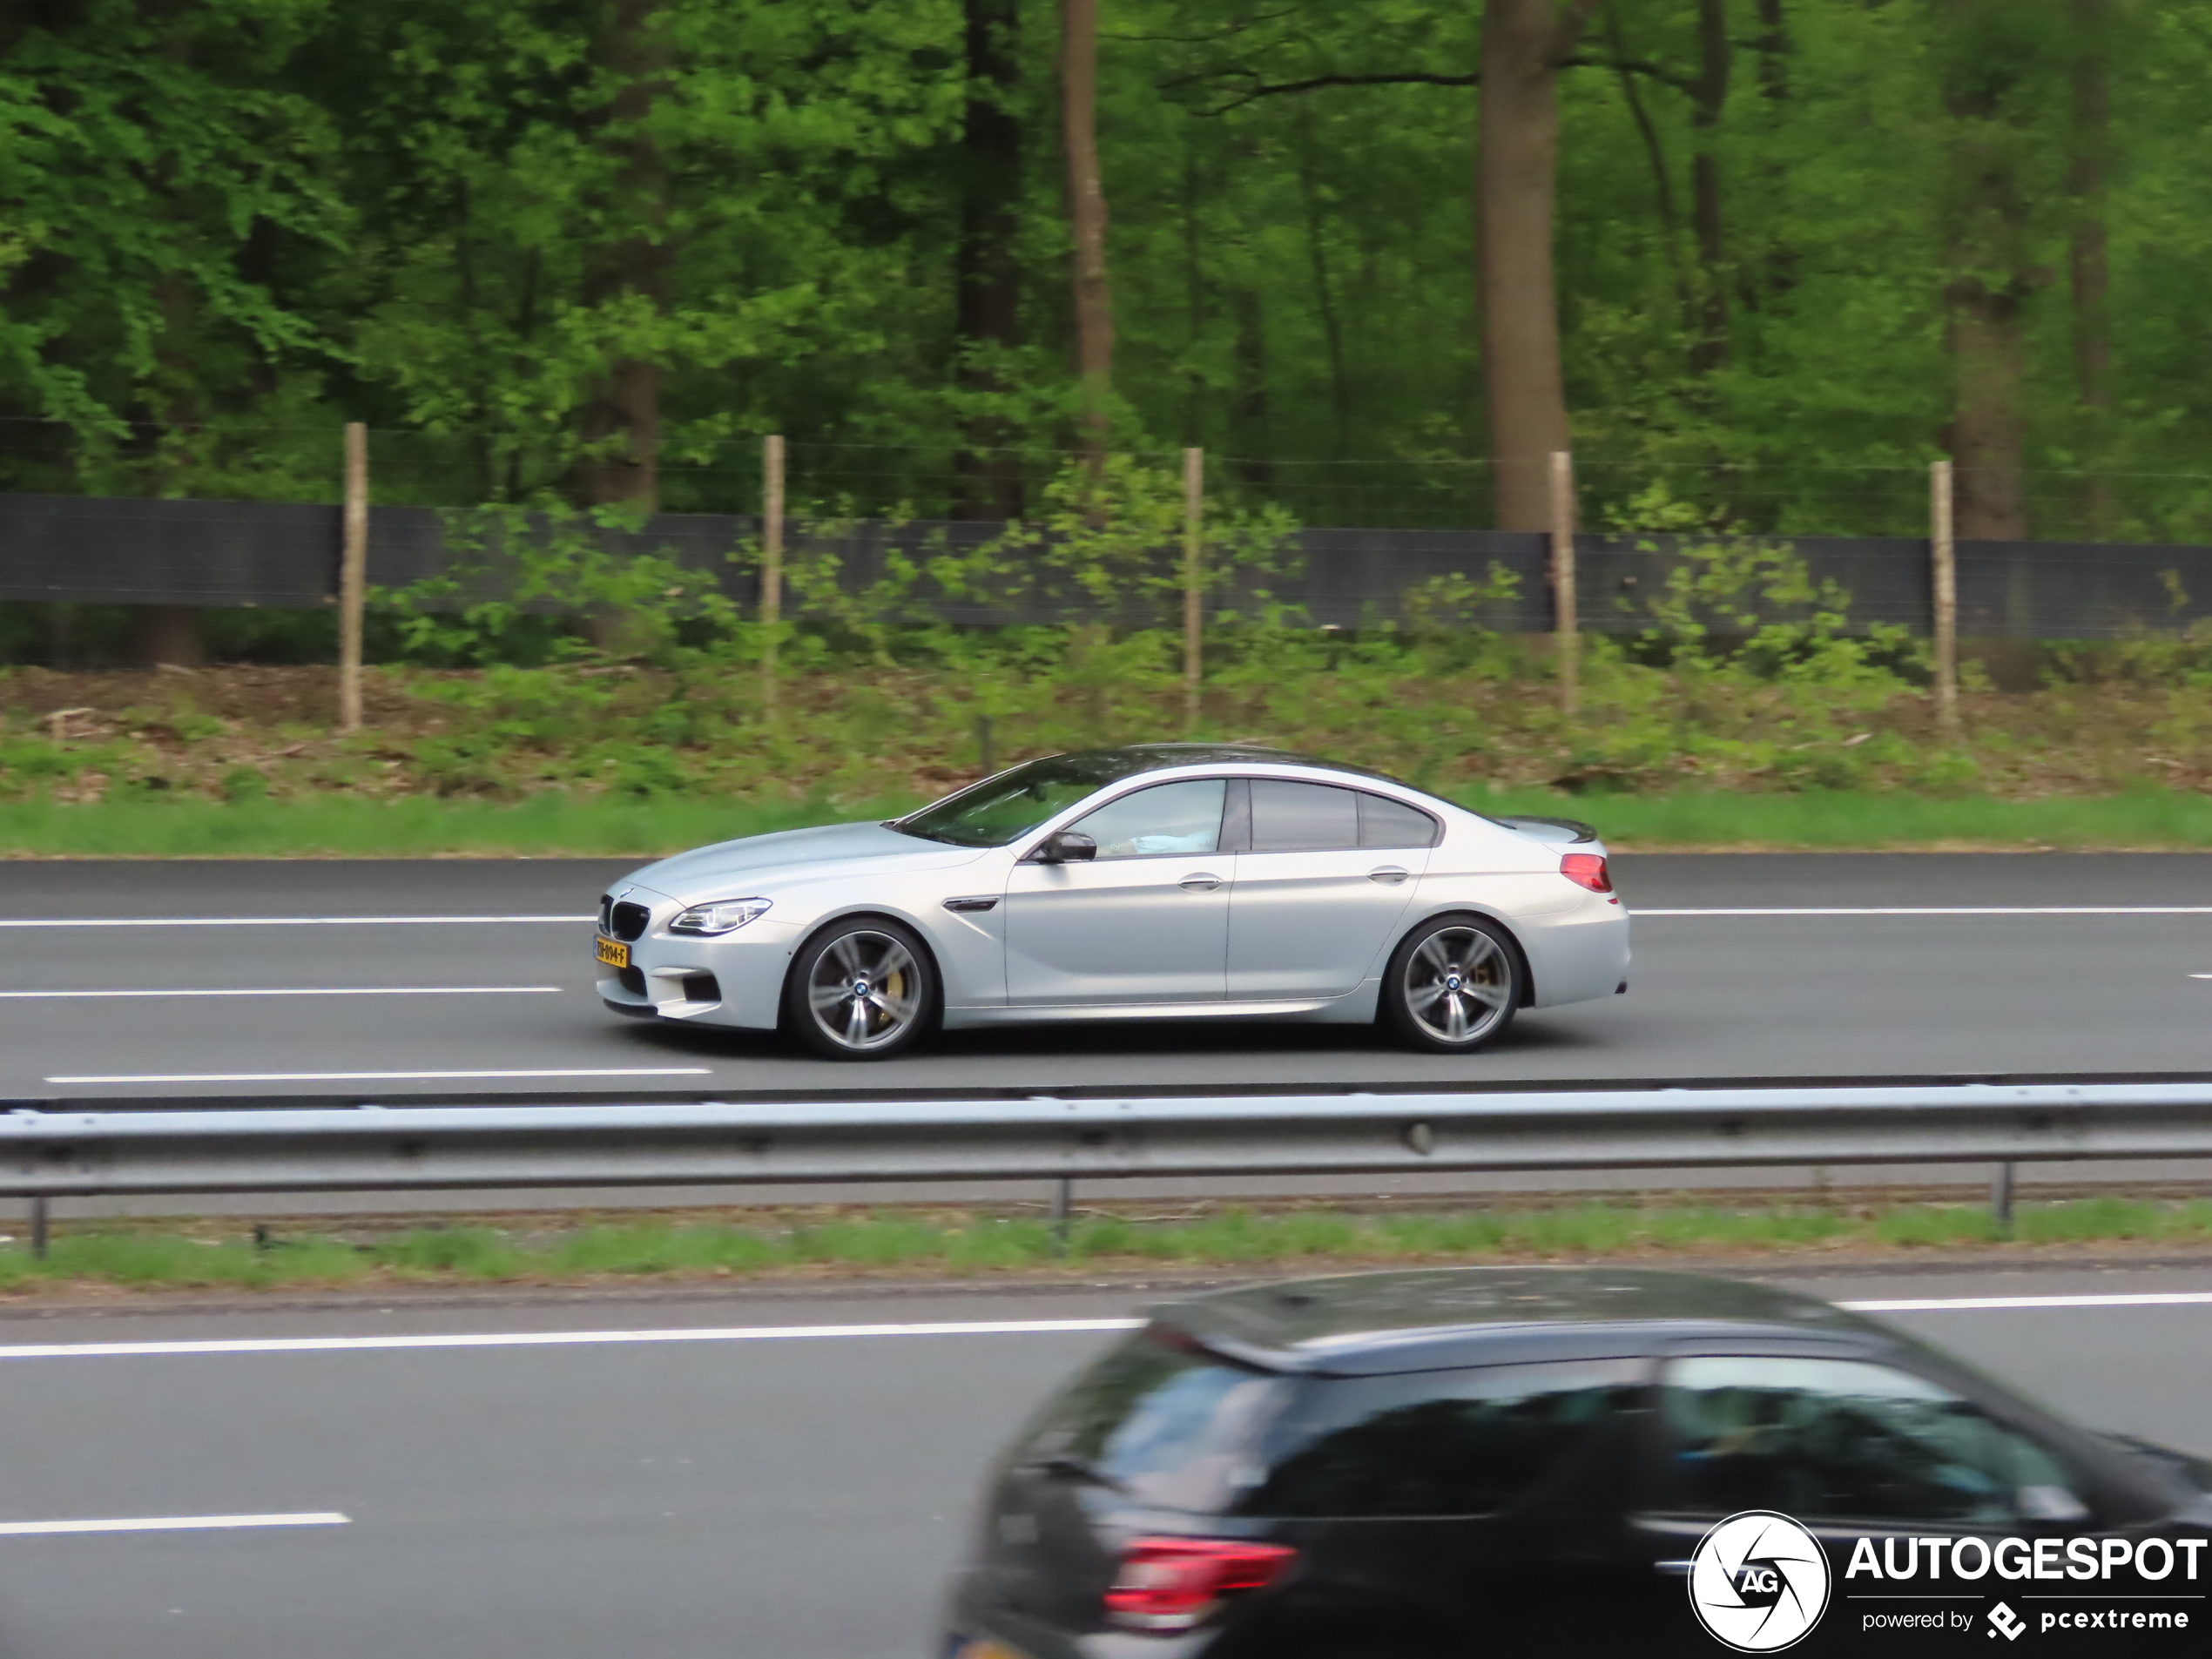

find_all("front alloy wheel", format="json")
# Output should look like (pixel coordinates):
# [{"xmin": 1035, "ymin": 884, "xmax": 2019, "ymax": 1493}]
[
  {"xmin": 787, "ymin": 921, "xmax": 934, "ymax": 1059},
  {"xmin": 1383, "ymin": 916, "xmax": 1520, "ymax": 1052}
]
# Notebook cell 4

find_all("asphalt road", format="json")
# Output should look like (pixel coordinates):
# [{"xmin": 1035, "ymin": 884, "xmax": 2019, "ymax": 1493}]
[
  {"xmin": 0, "ymin": 1264, "xmax": 2203, "ymax": 1659},
  {"xmin": 7, "ymin": 853, "xmax": 2212, "ymax": 1099}
]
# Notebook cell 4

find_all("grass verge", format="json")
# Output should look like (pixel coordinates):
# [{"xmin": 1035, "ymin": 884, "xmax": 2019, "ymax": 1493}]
[
  {"xmin": 10, "ymin": 1195, "xmax": 2212, "ymax": 1292},
  {"xmin": 0, "ymin": 792, "xmax": 913, "ymax": 859},
  {"xmin": 8, "ymin": 786, "xmax": 2212, "ymax": 858}
]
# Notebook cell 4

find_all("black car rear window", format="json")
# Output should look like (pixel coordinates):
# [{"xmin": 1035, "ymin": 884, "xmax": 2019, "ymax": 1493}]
[
  {"xmin": 1019, "ymin": 1329, "xmax": 1288, "ymax": 1513},
  {"xmin": 1241, "ymin": 1359, "xmax": 1645, "ymax": 1519}
]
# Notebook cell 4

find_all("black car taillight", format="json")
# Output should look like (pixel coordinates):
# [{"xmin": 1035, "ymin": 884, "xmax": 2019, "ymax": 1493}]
[{"xmin": 1103, "ymin": 1538, "xmax": 1296, "ymax": 1634}]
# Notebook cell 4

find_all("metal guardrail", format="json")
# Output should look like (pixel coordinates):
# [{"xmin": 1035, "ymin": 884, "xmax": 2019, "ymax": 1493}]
[{"xmin": 6, "ymin": 1081, "xmax": 2211, "ymax": 1206}]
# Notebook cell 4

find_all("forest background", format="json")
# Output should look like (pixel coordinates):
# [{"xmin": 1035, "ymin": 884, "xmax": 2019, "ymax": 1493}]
[{"xmin": 3, "ymin": 0, "xmax": 2212, "ymax": 848}]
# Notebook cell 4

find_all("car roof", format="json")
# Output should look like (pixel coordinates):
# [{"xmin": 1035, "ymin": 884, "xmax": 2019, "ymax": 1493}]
[
  {"xmin": 1048, "ymin": 744, "xmax": 1427, "ymax": 791},
  {"xmin": 1150, "ymin": 1267, "xmax": 1886, "ymax": 1376}
]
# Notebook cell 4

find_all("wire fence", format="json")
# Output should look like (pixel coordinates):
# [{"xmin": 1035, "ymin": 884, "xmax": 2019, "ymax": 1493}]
[
  {"xmin": 5, "ymin": 417, "xmax": 2212, "ymax": 542},
  {"xmin": 9, "ymin": 422, "xmax": 2212, "ymax": 665}
]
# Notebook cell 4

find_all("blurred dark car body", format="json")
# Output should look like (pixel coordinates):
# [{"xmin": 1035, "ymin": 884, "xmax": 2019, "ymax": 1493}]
[{"xmin": 941, "ymin": 1268, "xmax": 2212, "ymax": 1658}]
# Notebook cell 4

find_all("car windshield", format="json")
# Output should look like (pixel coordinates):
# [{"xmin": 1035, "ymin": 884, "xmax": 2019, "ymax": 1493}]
[{"xmin": 890, "ymin": 752, "xmax": 1157, "ymax": 846}]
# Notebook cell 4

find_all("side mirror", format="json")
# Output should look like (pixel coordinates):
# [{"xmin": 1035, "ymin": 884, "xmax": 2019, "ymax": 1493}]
[{"xmin": 1029, "ymin": 829, "xmax": 1097, "ymax": 865}]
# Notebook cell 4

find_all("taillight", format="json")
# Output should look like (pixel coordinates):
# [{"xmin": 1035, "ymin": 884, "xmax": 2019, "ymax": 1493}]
[
  {"xmin": 1103, "ymin": 1538, "xmax": 1296, "ymax": 1634},
  {"xmin": 1561, "ymin": 852, "xmax": 1612, "ymax": 893}
]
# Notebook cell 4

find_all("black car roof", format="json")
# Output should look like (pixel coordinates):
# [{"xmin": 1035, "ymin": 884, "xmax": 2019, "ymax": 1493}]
[{"xmin": 1150, "ymin": 1267, "xmax": 1885, "ymax": 1376}]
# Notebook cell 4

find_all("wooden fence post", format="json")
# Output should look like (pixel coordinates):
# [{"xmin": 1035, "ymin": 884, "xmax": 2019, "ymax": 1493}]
[
  {"xmin": 338, "ymin": 422, "xmax": 368, "ymax": 733},
  {"xmin": 1932, "ymin": 457, "xmax": 1959, "ymax": 739},
  {"xmin": 1549, "ymin": 450, "xmax": 1578, "ymax": 716},
  {"xmin": 761, "ymin": 434, "xmax": 785, "ymax": 712},
  {"xmin": 1183, "ymin": 446, "xmax": 1203, "ymax": 733}
]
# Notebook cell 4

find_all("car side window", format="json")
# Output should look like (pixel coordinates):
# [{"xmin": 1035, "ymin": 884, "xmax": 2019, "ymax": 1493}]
[
  {"xmin": 1248, "ymin": 780, "xmax": 1362, "ymax": 853},
  {"xmin": 1659, "ymin": 1355, "xmax": 2089, "ymax": 1527},
  {"xmin": 1243, "ymin": 1359, "xmax": 1645, "ymax": 1519},
  {"xmin": 1358, "ymin": 792, "xmax": 1441, "ymax": 849},
  {"xmin": 1069, "ymin": 779, "xmax": 1227, "ymax": 860}
]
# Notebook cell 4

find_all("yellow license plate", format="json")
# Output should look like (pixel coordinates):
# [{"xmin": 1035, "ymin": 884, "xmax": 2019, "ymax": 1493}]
[
  {"xmin": 953, "ymin": 1644, "xmax": 1029, "ymax": 1659},
  {"xmin": 595, "ymin": 935, "xmax": 631, "ymax": 970}
]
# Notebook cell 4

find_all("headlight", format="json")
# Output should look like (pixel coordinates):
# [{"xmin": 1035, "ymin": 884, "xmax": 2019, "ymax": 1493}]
[{"xmin": 668, "ymin": 898, "xmax": 772, "ymax": 936}]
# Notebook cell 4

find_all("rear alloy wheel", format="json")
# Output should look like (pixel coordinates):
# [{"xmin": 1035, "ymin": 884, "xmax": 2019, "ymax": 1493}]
[
  {"xmin": 786, "ymin": 919, "xmax": 935, "ymax": 1060},
  {"xmin": 1382, "ymin": 915, "xmax": 1521, "ymax": 1053}
]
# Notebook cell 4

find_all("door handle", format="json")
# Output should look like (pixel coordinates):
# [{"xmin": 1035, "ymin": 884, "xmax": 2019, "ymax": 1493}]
[
  {"xmin": 1368, "ymin": 867, "xmax": 1410, "ymax": 885},
  {"xmin": 1179, "ymin": 873, "xmax": 1223, "ymax": 892}
]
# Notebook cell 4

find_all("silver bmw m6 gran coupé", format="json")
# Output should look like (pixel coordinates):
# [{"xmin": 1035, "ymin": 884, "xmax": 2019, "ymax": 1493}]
[{"xmin": 594, "ymin": 744, "xmax": 1629, "ymax": 1059}]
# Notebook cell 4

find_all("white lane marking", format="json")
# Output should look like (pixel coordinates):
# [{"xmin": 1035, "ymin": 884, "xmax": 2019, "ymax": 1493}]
[
  {"xmin": 44, "ymin": 1067, "xmax": 712, "ymax": 1084},
  {"xmin": 0, "ymin": 916, "xmax": 593, "ymax": 929},
  {"xmin": 0, "ymin": 1512, "xmax": 348, "ymax": 1536},
  {"xmin": 0, "ymin": 1318, "xmax": 1145, "ymax": 1360},
  {"xmin": 0, "ymin": 987, "xmax": 562, "ymax": 1001},
  {"xmin": 1844, "ymin": 1291, "xmax": 2212, "ymax": 1313},
  {"xmin": 1640, "ymin": 907, "xmax": 2212, "ymax": 917},
  {"xmin": 0, "ymin": 1298, "xmax": 2201, "ymax": 1362}
]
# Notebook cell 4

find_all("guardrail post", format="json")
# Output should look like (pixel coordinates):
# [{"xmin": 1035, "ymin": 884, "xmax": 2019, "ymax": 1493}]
[
  {"xmin": 1990, "ymin": 1161, "xmax": 2016, "ymax": 1233},
  {"xmin": 29, "ymin": 1197, "xmax": 48, "ymax": 1259},
  {"xmin": 1049, "ymin": 1177, "xmax": 1073, "ymax": 1252}
]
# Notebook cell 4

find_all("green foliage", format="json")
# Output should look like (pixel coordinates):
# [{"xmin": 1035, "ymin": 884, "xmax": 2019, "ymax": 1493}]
[
  {"xmin": 375, "ymin": 502, "xmax": 742, "ymax": 667},
  {"xmin": 1555, "ymin": 529, "xmax": 1920, "ymax": 792},
  {"xmin": 0, "ymin": 0, "xmax": 340, "ymax": 442},
  {"xmin": 3, "ymin": 0, "xmax": 2211, "ymax": 543}
]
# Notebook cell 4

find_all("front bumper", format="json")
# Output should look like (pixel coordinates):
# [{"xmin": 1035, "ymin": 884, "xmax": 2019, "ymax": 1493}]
[{"xmin": 594, "ymin": 894, "xmax": 797, "ymax": 1031}]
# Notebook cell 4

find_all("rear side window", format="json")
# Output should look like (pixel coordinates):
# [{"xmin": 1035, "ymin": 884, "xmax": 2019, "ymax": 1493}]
[
  {"xmin": 1249, "ymin": 780, "xmax": 1361, "ymax": 852},
  {"xmin": 1244, "ymin": 1359, "xmax": 1644, "ymax": 1519},
  {"xmin": 1358, "ymin": 792, "xmax": 1440, "ymax": 849},
  {"xmin": 1021, "ymin": 1330, "xmax": 1285, "ymax": 1513}
]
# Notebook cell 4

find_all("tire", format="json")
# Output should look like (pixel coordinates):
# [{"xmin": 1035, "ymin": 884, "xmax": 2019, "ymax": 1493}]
[
  {"xmin": 1380, "ymin": 914, "xmax": 1521, "ymax": 1054},
  {"xmin": 784, "ymin": 917, "xmax": 937, "ymax": 1060}
]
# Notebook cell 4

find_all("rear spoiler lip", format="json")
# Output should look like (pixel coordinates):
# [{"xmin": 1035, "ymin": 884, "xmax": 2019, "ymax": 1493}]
[{"xmin": 1491, "ymin": 813, "xmax": 1600, "ymax": 846}]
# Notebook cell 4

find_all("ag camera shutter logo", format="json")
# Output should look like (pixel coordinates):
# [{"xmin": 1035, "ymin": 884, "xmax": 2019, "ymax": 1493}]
[{"xmin": 1688, "ymin": 1510, "xmax": 1831, "ymax": 1652}]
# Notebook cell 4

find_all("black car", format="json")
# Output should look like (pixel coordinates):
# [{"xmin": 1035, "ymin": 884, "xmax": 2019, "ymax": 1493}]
[{"xmin": 941, "ymin": 1268, "xmax": 2212, "ymax": 1657}]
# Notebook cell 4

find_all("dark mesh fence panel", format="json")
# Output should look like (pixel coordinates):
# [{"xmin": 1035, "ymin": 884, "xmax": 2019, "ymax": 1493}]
[{"xmin": 7, "ymin": 495, "xmax": 2212, "ymax": 639}]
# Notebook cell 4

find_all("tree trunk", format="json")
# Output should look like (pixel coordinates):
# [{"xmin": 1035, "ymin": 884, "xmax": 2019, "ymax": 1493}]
[
  {"xmin": 1749, "ymin": 0, "xmax": 1797, "ymax": 305},
  {"xmin": 1477, "ymin": 0, "xmax": 1598, "ymax": 530},
  {"xmin": 1231, "ymin": 287, "xmax": 1271, "ymax": 490},
  {"xmin": 1939, "ymin": 0, "xmax": 2037, "ymax": 542},
  {"xmin": 574, "ymin": 0, "xmax": 671, "ymax": 516},
  {"xmin": 1603, "ymin": 3, "xmax": 1689, "ymax": 326},
  {"xmin": 952, "ymin": 0, "xmax": 1024, "ymax": 520},
  {"xmin": 128, "ymin": 604, "xmax": 206, "ymax": 670},
  {"xmin": 1688, "ymin": 0, "xmax": 1731, "ymax": 373},
  {"xmin": 133, "ymin": 0, "xmax": 206, "ymax": 669},
  {"xmin": 1295, "ymin": 143, "xmax": 1352, "ymax": 453},
  {"xmin": 1180, "ymin": 145, "xmax": 1204, "ymax": 447},
  {"xmin": 1947, "ymin": 293, "xmax": 2028, "ymax": 539},
  {"xmin": 1062, "ymin": 0, "xmax": 1113, "ymax": 467},
  {"xmin": 2069, "ymin": 0, "xmax": 2114, "ymax": 536},
  {"xmin": 1753, "ymin": 0, "xmax": 1789, "ymax": 102}
]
